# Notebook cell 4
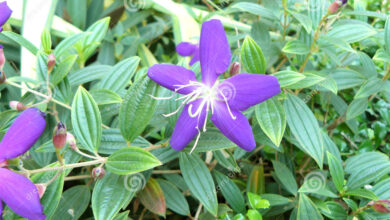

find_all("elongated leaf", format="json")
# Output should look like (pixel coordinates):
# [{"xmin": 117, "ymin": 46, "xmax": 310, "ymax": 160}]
[
  {"xmin": 355, "ymin": 78, "xmax": 385, "ymax": 99},
  {"xmin": 255, "ymin": 97, "xmax": 286, "ymax": 147},
  {"xmin": 229, "ymin": 2, "xmax": 278, "ymax": 21},
  {"xmin": 183, "ymin": 128, "xmax": 236, "ymax": 152},
  {"xmin": 1, "ymin": 31, "xmax": 39, "ymax": 55},
  {"xmin": 241, "ymin": 36, "xmax": 266, "ymax": 74},
  {"xmin": 54, "ymin": 32, "xmax": 88, "ymax": 58},
  {"xmin": 106, "ymin": 147, "xmax": 162, "ymax": 175},
  {"xmin": 282, "ymin": 40, "xmax": 310, "ymax": 55},
  {"xmin": 327, "ymin": 20, "xmax": 376, "ymax": 43},
  {"xmin": 52, "ymin": 186, "xmax": 91, "ymax": 220},
  {"xmin": 139, "ymin": 178, "xmax": 166, "ymax": 217},
  {"xmin": 71, "ymin": 87, "xmax": 102, "ymax": 153},
  {"xmin": 285, "ymin": 94, "xmax": 324, "ymax": 168},
  {"xmin": 90, "ymin": 89, "xmax": 123, "ymax": 105},
  {"xmin": 331, "ymin": 69, "xmax": 366, "ymax": 90},
  {"xmin": 297, "ymin": 193, "xmax": 323, "ymax": 220},
  {"xmin": 289, "ymin": 11, "xmax": 312, "ymax": 33},
  {"xmin": 51, "ymin": 55, "xmax": 78, "ymax": 85},
  {"xmin": 272, "ymin": 160, "xmax": 297, "ymax": 196},
  {"xmin": 344, "ymin": 189, "xmax": 379, "ymax": 201},
  {"xmin": 286, "ymin": 72, "xmax": 326, "ymax": 89},
  {"xmin": 92, "ymin": 172, "xmax": 136, "ymax": 220},
  {"xmin": 272, "ymin": 70, "xmax": 306, "ymax": 88},
  {"xmin": 385, "ymin": 17, "xmax": 390, "ymax": 54},
  {"xmin": 158, "ymin": 179, "xmax": 190, "ymax": 216},
  {"xmin": 346, "ymin": 98, "xmax": 368, "ymax": 120},
  {"xmin": 179, "ymin": 153, "xmax": 218, "ymax": 215},
  {"xmin": 119, "ymin": 76, "xmax": 158, "ymax": 142},
  {"xmin": 96, "ymin": 57, "xmax": 140, "ymax": 93},
  {"xmin": 80, "ymin": 17, "xmax": 110, "ymax": 61},
  {"xmin": 214, "ymin": 171, "xmax": 246, "ymax": 213},
  {"xmin": 214, "ymin": 150, "xmax": 240, "ymax": 172},
  {"xmin": 69, "ymin": 65, "xmax": 111, "ymax": 87},
  {"xmin": 326, "ymin": 152, "xmax": 344, "ymax": 192}
]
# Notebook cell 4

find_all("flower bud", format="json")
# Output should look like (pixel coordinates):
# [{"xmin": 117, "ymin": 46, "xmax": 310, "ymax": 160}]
[
  {"xmin": 92, "ymin": 167, "xmax": 106, "ymax": 179},
  {"xmin": 0, "ymin": 70, "xmax": 5, "ymax": 84},
  {"xmin": 66, "ymin": 132, "xmax": 77, "ymax": 150},
  {"xmin": 229, "ymin": 62, "xmax": 241, "ymax": 77},
  {"xmin": 47, "ymin": 54, "xmax": 56, "ymax": 73},
  {"xmin": 0, "ymin": 48, "xmax": 5, "ymax": 70},
  {"xmin": 369, "ymin": 200, "xmax": 390, "ymax": 213},
  {"xmin": 53, "ymin": 122, "xmax": 67, "ymax": 149},
  {"xmin": 35, "ymin": 184, "xmax": 47, "ymax": 198},
  {"xmin": 328, "ymin": 1, "xmax": 341, "ymax": 13},
  {"xmin": 9, "ymin": 101, "xmax": 27, "ymax": 111}
]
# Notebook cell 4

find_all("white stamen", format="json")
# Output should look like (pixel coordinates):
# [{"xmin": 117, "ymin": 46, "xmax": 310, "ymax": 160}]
[
  {"xmin": 218, "ymin": 89, "xmax": 237, "ymax": 120},
  {"xmin": 148, "ymin": 94, "xmax": 174, "ymax": 100}
]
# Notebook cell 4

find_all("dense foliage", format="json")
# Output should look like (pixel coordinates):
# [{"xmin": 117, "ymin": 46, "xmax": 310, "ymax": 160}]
[{"xmin": 0, "ymin": 0, "xmax": 390, "ymax": 219}]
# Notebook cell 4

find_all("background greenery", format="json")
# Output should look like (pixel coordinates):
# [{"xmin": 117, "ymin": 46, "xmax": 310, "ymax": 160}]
[{"xmin": 1, "ymin": 0, "xmax": 390, "ymax": 219}]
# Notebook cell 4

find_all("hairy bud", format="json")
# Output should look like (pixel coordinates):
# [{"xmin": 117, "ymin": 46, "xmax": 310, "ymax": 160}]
[
  {"xmin": 0, "ymin": 48, "xmax": 5, "ymax": 70},
  {"xmin": 328, "ymin": 1, "xmax": 341, "ymax": 13},
  {"xmin": 229, "ymin": 62, "xmax": 241, "ymax": 77},
  {"xmin": 35, "ymin": 184, "xmax": 47, "ymax": 198},
  {"xmin": 369, "ymin": 200, "xmax": 390, "ymax": 213},
  {"xmin": 0, "ymin": 70, "xmax": 5, "ymax": 84},
  {"xmin": 9, "ymin": 101, "xmax": 27, "ymax": 111},
  {"xmin": 66, "ymin": 132, "xmax": 77, "ymax": 150},
  {"xmin": 47, "ymin": 54, "xmax": 56, "ymax": 73},
  {"xmin": 53, "ymin": 122, "xmax": 67, "ymax": 149},
  {"xmin": 92, "ymin": 167, "xmax": 106, "ymax": 179}
]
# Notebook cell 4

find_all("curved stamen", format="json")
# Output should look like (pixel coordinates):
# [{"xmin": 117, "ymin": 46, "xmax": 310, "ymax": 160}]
[
  {"xmin": 218, "ymin": 90, "xmax": 237, "ymax": 120},
  {"xmin": 148, "ymin": 94, "xmax": 174, "ymax": 100}
]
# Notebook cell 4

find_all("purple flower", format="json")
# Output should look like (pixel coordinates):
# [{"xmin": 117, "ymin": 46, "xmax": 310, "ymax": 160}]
[
  {"xmin": 0, "ymin": 1, "xmax": 12, "ymax": 33},
  {"xmin": 0, "ymin": 108, "xmax": 46, "ymax": 220},
  {"xmin": 176, "ymin": 42, "xmax": 200, "ymax": 66},
  {"xmin": 148, "ymin": 19, "xmax": 281, "ymax": 152}
]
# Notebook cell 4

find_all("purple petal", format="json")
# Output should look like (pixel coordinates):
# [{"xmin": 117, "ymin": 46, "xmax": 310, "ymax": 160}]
[
  {"xmin": 170, "ymin": 99, "xmax": 207, "ymax": 151},
  {"xmin": 0, "ymin": 168, "xmax": 45, "ymax": 220},
  {"xmin": 218, "ymin": 73, "xmax": 281, "ymax": 111},
  {"xmin": 200, "ymin": 19, "xmax": 231, "ymax": 86},
  {"xmin": 0, "ymin": 2, "xmax": 12, "ymax": 28},
  {"xmin": 211, "ymin": 101, "xmax": 256, "ymax": 151},
  {"xmin": 0, "ymin": 200, "xmax": 3, "ymax": 220},
  {"xmin": 0, "ymin": 108, "xmax": 46, "ymax": 161},
  {"xmin": 189, "ymin": 48, "xmax": 200, "ymax": 66},
  {"xmin": 176, "ymin": 42, "xmax": 197, "ymax": 57},
  {"xmin": 148, "ymin": 64, "xmax": 197, "ymax": 95}
]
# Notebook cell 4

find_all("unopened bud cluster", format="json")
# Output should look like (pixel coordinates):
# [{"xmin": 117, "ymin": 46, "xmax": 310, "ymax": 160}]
[
  {"xmin": 92, "ymin": 167, "xmax": 106, "ymax": 179},
  {"xmin": 53, "ymin": 122, "xmax": 67, "ymax": 149},
  {"xmin": 369, "ymin": 200, "xmax": 390, "ymax": 213},
  {"xmin": 328, "ymin": 0, "xmax": 348, "ymax": 14},
  {"xmin": 47, "ymin": 54, "xmax": 56, "ymax": 73},
  {"xmin": 9, "ymin": 101, "xmax": 27, "ymax": 111}
]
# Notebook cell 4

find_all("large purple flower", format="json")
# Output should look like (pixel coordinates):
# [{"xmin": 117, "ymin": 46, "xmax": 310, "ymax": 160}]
[
  {"xmin": 176, "ymin": 42, "xmax": 200, "ymax": 66},
  {"xmin": 148, "ymin": 19, "xmax": 281, "ymax": 152},
  {"xmin": 0, "ymin": 1, "xmax": 12, "ymax": 33},
  {"xmin": 0, "ymin": 108, "xmax": 46, "ymax": 220}
]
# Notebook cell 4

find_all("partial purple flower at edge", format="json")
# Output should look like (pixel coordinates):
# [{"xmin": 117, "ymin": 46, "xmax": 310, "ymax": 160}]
[
  {"xmin": 0, "ymin": 1, "xmax": 12, "ymax": 33},
  {"xmin": 176, "ymin": 42, "xmax": 200, "ymax": 66},
  {"xmin": 148, "ymin": 19, "xmax": 281, "ymax": 152},
  {"xmin": 0, "ymin": 108, "xmax": 46, "ymax": 220}
]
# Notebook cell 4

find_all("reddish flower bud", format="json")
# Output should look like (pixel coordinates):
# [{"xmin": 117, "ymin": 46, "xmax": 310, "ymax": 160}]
[
  {"xmin": 369, "ymin": 200, "xmax": 390, "ymax": 213},
  {"xmin": 9, "ymin": 101, "xmax": 27, "ymax": 111},
  {"xmin": 66, "ymin": 132, "xmax": 77, "ymax": 150},
  {"xmin": 92, "ymin": 167, "xmax": 106, "ymax": 179},
  {"xmin": 35, "ymin": 184, "xmax": 47, "ymax": 198},
  {"xmin": 229, "ymin": 62, "xmax": 241, "ymax": 77},
  {"xmin": 0, "ymin": 70, "xmax": 5, "ymax": 84},
  {"xmin": 53, "ymin": 122, "xmax": 67, "ymax": 149},
  {"xmin": 47, "ymin": 54, "xmax": 56, "ymax": 73},
  {"xmin": 0, "ymin": 48, "xmax": 5, "ymax": 70},
  {"xmin": 328, "ymin": 1, "xmax": 342, "ymax": 13}
]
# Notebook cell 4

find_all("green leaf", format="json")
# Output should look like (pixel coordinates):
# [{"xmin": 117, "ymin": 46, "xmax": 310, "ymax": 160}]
[
  {"xmin": 90, "ymin": 89, "xmax": 123, "ymax": 105},
  {"xmin": 288, "ymin": 10, "xmax": 312, "ymax": 33},
  {"xmin": 327, "ymin": 19, "xmax": 376, "ymax": 43},
  {"xmin": 183, "ymin": 128, "xmax": 236, "ymax": 152},
  {"xmin": 261, "ymin": 194, "xmax": 291, "ymax": 206},
  {"xmin": 214, "ymin": 150, "xmax": 240, "ymax": 172},
  {"xmin": 326, "ymin": 152, "xmax": 344, "ymax": 192},
  {"xmin": 158, "ymin": 179, "xmax": 190, "ymax": 216},
  {"xmin": 31, "ymin": 167, "xmax": 65, "ymax": 219},
  {"xmin": 247, "ymin": 192, "xmax": 270, "ymax": 209},
  {"xmin": 92, "ymin": 172, "xmax": 136, "ymax": 220},
  {"xmin": 346, "ymin": 98, "xmax": 368, "ymax": 120},
  {"xmin": 331, "ymin": 69, "xmax": 366, "ymax": 90},
  {"xmin": 297, "ymin": 193, "xmax": 323, "ymax": 220},
  {"xmin": 282, "ymin": 40, "xmax": 310, "ymax": 55},
  {"xmin": 214, "ymin": 170, "xmax": 246, "ymax": 213},
  {"xmin": 51, "ymin": 55, "xmax": 78, "ymax": 85},
  {"xmin": 272, "ymin": 70, "xmax": 306, "ymax": 88},
  {"xmin": 355, "ymin": 78, "xmax": 385, "ymax": 99},
  {"xmin": 119, "ymin": 76, "xmax": 158, "ymax": 142},
  {"xmin": 285, "ymin": 94, "xmax": 324, "ymax": 168},
  {"xmin": 285, "ymin": 72, "xmax": 326, "ymax": 89},
  {"xmin": 241, "ymin": 36, "xmax": 266, "ymax": 74},
  {"xmin": 247, "ymin": 165, "xmax": 265, "ymax": 195},
  {"xmin": 52, "ymin": 186, "xmax": 91, "ymax": 220},
  {"xmin": 139, "ymin": 178, "xmax": 166, "ymax": 217},
  {"xmin": 67, "ymin": 0, "xmax": 87, "ymax": 29},
  {"xmin": 255, "ymin": 97, "xmax": 286, "ymax": 147},
  {"xmin": 246, "ymin": 209, "xmax": 263, "ymax": 220},
  {"xmin": 71, "ymin": 87, "xmax": 102, "ymax": 153},
  {"xmin": 106, "ymin": 147, "xmax": 162, "ymax": 175},
  {"xmin": 96, "ymin": 57, "xmax": 140, "ymax": 93},
  {"xmin": 344, "ymin": 189, "xmax": 379, "ymax": 201},
  {"xmin": 54, "ymin": 32, "xmax": 88, "ymax": 59},
  {"xmin": 272, "ymin": 160, "xmax": 297, "ymax": 196},
  {"xmin": 80, "ymin": 17, "xmax": 110, "ymax": 61},
  {"xmin": 384, "ymin": 17, "xmax": 390, "ymax": 54},
  {"xmin": 179, "ymin": 153, "xmax": 218, "ymax": 215},
  {"xmin": 229, "ymin": 2, "xmax": 278, "ymax": 21},
  {"xmin": 373, "ymin": 48, "xmax": 390, "ymax": 64},
  {"xmin": 320, "ymin": 201, "xmax": 348, "ymax": 220},
  {"xmin": 68, "ymin": 64, "xmax": 111, "ymax": 87},
  {"xmin": 1, "ymin": 31, "xmax": 39, "ymax": 55}
]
